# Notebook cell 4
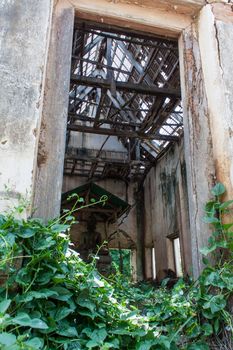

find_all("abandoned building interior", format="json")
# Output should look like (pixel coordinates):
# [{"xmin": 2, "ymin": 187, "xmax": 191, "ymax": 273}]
[
  {"xmin": 1, "ymin": 0, "xmax": 233, "ymax": 283},
  {"xmin": 61, "ymin": 20, "xmax": 189, "ymax": 281}
]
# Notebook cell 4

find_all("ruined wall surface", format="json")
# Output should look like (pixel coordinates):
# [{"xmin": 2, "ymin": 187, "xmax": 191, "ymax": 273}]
[
  {"xmin": 62, "ymin": 176, "xmax": 138, "ymax": 250},
  {"xmin": 33, "ymin": 1, "xmax": 74, "ymax": 219},
  {"xmin": 0, "ymin": 0, "xmax": 53, "ymax": 211},
  {"xmin": 179, "ymin": 2, "xmax": 233, "ymax": 278},
  {"xmin": 144, "ymin": 140, "xmax": 191, "ymax": 280},
  {"xmin": 198, "ymin": 3, "xmax": 233, "ymax": 194}
]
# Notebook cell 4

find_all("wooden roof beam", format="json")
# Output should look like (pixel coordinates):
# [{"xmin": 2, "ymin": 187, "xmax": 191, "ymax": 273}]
[
  {"xmin": 67, "ymin": 124, "xmax": 179, "ymax": 141},
  {"xmin": 71, "ymin": 75, "xmax": 181, "ymax": 98}
]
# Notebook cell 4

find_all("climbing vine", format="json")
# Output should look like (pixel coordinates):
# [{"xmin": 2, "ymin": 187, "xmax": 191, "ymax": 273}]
[{"xmin": 0, "ymin": 183, "xmax": 232, "ymax": 349}]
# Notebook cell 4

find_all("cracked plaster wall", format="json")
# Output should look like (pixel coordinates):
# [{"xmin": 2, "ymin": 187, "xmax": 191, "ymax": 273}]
[
  {"xmin": 179, "ymin": 2, "xmax": 233, "ymax": 278},
  {"xmin": 0, "ymin": 0, "xmax": 53, "ymax": 211},
  {"xmin": 32, "ymin": 2, "xmax": 74, "ymax": 219}
]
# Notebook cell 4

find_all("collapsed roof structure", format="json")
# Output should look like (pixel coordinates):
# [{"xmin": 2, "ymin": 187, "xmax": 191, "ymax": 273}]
[{"xmin": 64, "ymin": 21, "xmax": 183, "ymax": 182}]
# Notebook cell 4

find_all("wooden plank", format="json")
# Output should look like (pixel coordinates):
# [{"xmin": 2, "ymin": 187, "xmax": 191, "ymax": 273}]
[
  {"xmin": 69, "ymin": 113, "xmax": 183, "ymax": 128},
  {"xmin": 67, "ymin": 124, "xmax": 179, "ymax": 141},
  {"xmin": 71, "ymin": 75, "xmax": 181, "ymax": 97}
]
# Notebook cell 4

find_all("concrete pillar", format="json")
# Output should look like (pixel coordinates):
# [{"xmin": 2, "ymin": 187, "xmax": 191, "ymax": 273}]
[
  {"xmin": 179, "ymin": 2, "xmax": 233, "ymax": 278},
  {"xmin": 0, "ymin": 0, "xmax": 53, "ymax": 212},
  {"xmin": 33, "ymin": 1, "xmax": 74, "ymax": 219}
]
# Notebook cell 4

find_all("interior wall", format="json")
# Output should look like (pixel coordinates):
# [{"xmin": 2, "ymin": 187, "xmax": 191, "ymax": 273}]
[
  {"xmin": 144, "ymin": 139, "xmax": 191, "ymax": 280},
  {"xmin": 62, "ymin": 176, "xmax": 138, "ymax": 249}
]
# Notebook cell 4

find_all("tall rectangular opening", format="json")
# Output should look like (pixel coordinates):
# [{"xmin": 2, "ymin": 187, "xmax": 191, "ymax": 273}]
[{"xmin": 60, "ymin": 19, "xmax": 190, "ymax": 280}]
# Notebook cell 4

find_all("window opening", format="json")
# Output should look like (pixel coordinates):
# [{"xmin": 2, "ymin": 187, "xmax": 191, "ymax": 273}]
[
  {"xmin": 152, "ymin": 247, "xmax": 156, "ymax": 280},
  {"xmin": 173, "ymin": 237, "xmax": 183, "ymax": 277},
  {"xmin": 110, "ymin": 248, "xmax": 132, "ymax": 278}
]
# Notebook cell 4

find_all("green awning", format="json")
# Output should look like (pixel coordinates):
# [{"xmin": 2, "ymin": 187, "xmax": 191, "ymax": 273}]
[{"xmin": 61, "ymin": 182, "xmax": 130, "ymax": 222}]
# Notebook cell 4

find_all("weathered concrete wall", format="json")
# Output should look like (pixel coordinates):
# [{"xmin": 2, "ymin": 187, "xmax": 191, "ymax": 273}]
[
  {"xmin": 33, "ymin": 1, "xmax": 74, "ymax": 219},
  {"xmin": 0, "ymin": 0, "xmax": 53, "ymax": 211},
  {"xmin": 198, "ymin": 3, "xmax": 233, "ymax": 194},
  {"xmin": 69, "ymin": 130, "xmax": 128, "ymax": 153},
  {"xmin": 179, "ymin": 2, "xmax": 233, "ymax": 278},
  {"xmin": 71, "ymin": 0, "xmax": 199, "ymax": 38},
  {"xmin": 144, "ymin": 140, "xmax": 191, "ymax": 280}
]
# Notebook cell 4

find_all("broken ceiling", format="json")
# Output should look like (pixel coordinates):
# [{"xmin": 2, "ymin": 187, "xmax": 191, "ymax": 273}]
[{"xmin": 64, "ymin": 21, "xmax": 183, "ymax": 182}]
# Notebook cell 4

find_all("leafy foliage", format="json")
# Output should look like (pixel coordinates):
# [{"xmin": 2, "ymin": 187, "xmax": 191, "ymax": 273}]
[{"xmin": 0, "ymin": 183, "xmax": 232, "ymax": 349}]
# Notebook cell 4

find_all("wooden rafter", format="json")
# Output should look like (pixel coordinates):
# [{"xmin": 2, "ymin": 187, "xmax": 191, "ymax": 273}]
[{"xmin": 71, "ymin": 75, "xmax": 181, "ymax": 98}]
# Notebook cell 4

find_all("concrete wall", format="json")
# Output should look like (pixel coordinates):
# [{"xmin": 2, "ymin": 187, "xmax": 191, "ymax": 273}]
[
  {"xmin": 0, "ymin": 0, "xmax": 53, "ymax": 212},
  {"xmin": 144, "ymin": 140, "xmax": 191, "ymax": 280},
  {"xmin": 69, "ymin": 130, "xmax": 127, "ymax": 153},
  {"xmin": 179, "ymin": 2, "xmax": 233, "ymax": 278},
  {"xmin": 33, "ymin": 1, "xmax": 74, "ymax": 219}
]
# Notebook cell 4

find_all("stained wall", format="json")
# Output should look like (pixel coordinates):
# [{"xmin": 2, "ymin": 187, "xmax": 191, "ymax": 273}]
[
  {"xmin": 144, "ymin": 139, "xmax": 191, "ymax": 280},
  {"xmin": 0, "ymin": 0, "xmax": 53, "ymax": 212}
]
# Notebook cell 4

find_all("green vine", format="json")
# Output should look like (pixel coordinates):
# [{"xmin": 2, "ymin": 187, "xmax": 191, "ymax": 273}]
[{"xmin": 0, "ymin": 183, "xmax": 232, "ymax": 349}]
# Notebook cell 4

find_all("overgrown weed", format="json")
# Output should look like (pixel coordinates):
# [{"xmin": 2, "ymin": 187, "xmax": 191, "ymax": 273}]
[{"xmin": 0, "ymin": 183, "xmax": 232, "ymax": 349}]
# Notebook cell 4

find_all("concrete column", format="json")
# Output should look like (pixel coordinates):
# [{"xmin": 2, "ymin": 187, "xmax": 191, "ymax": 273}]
[
  {"xmin": 179, "ymin": 2, "xmax": 233, "ymax": 278},
  {"xmin": 33, "ymin": 1, "xmax": 74, "ymax": 219},
  {"xmin": 0, "ymin": 1, "xmax": 53, "ymax": 212}
]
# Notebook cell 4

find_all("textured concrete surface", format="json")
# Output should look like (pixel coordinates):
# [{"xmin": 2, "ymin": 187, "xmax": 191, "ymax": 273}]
[
  {"xmin": 33, "ymin": 2, "xmax": 74, "ymax": 219},
  {"xmin": 0, "ymin": 0, "xmax": 52, "ymax": 211},
  {"xmin": 144, "ymin": 140, "xmax": 191, "ymax": 280}
]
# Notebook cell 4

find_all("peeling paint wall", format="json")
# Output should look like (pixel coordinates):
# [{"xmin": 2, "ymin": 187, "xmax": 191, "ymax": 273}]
[
  {"xmin": 0, "ymin": 0, "xmax": 53, "ymax": 211},
  {"xmin": 144, "ymin": 140, "xmax": 191, "ymax": 280}
]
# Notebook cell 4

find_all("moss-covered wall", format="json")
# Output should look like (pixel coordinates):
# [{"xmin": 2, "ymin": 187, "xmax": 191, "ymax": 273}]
[{"xmin": 144, "ymin": 139, "xmax": 191, "ymax": 280}]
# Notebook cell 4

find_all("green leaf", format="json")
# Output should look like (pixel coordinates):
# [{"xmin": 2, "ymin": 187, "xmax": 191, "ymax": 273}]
[
  {"xmin": 203, "ymin": 295, "xmax": 226, "ymax": 314},
  {"xmin": 203, "ymin": 216, "xmax": 219, "ymax": 224},
  {"xmin": 77, "ymin": 292, "xmax": 96, "ymax": 313},
  {"xmin": 49, "ymin": 286, "xmax": 73, "ymax": 301},
  {"xmin": 211, "ymin": 183, "xmax": 225, "ymax": 196},
  {"xmin": 56, "ymin": 326, "xmax": 78, "ymax": 338},
  {"xmin": 24, "ymin": 337, "xmax": 44, "ymax": 349},
  {"xmin": 15, "ymin": 268, "xmax": 31, "ymax": 285},
  {"xmin": 13, "ymin": 312, "xmax": 48, "ymax": 329},
  {"xmin": 204, "ymin": 271, "xmax": 226, "ymax": 288},
  {"xmin": 202, "ymin": 257, "xmax": 209, "ymax": 265},
  {"xmin": 17, "ymin": 228, "xmax": 36, "ymax": 238},
  {"xmin": 136, "ymin": 340, "xmax": 155, "ymax": 350},
  {"xmin": 0, "ymin": 333, "xmax": 16, "ymax": 346},
  {"xmin": 0, "ymin": 299, "xmax": 11, "ymax": 313},
  {"xmin": 219, "ymin": 200, "xmax": 233, "ymax": 210},
  {"xmin": 51, "ymin": 224, "xmax": 70, "ymax": 233},
  {"xmin": 33, "ymin": 236, "xmax": 56, "ymax": 250},
  {"xmin": 17, "ymin": 289, "xmax": 59, "ymax": 303},
  {"xmin": 200, "ymin": 246, "xmax": 216, "ymax": 256},
  {"xmin": 202, "ymin": 323, "xmax": 213, "ymax": 336},
  {"xmin": 214, "ymin": 318, "xmax": 220, "ymax": 333},
  {"xmin": 55, "ymin": 307, "xmax": 73, "ymax": 321},
  {"xmin": 222, "ymin": 223, "xmax": 233, "ymax": 230},
  {"xmin": 90, "ymin": 328, "xmax": 107, "ymax": 344}
]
